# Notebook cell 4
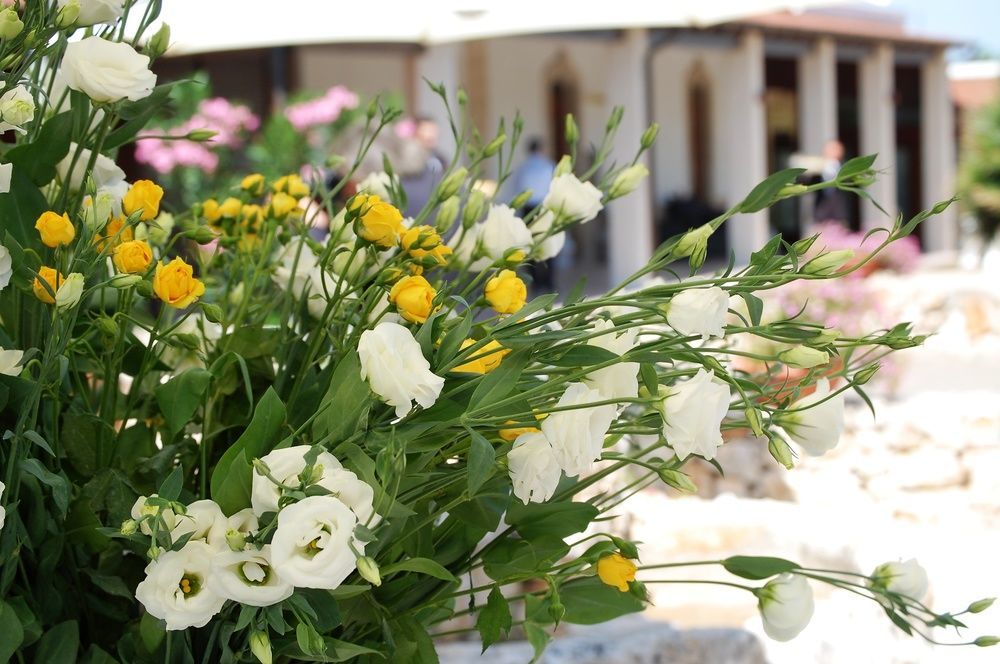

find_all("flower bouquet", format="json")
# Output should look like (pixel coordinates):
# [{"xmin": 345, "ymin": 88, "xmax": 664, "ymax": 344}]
[{"xmin": 0, "ymin": 2, "xmax": 996, "ymax": 663}]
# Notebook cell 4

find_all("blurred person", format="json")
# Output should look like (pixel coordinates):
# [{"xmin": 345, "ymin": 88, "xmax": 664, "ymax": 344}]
[
  {"xmin": 400, "ymin": 115, "xmax": 447, "ymax": 218},
  {"xmin": 511, "ymin": 138, "xmax": 556, "ymax": 290},
  {"xmin": 813, "ymin": 139, "xmax": 848, "ymax": 224}
]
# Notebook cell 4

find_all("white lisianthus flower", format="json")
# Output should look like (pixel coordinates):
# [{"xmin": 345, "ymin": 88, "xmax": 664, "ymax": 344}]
[
  {"xmin": 271, "ymin": 242, "xmax": 339, "ymax": 319},
  {"xmin": 227, "ymin": 508, "xmax": 259, "ymax": 537},
  {"xmin": 0, "ymin": 348, "xmax": 24, "ymax": 377},
  {"xmin": 55, "ymin": 273, "xmax": 85, "ymax": 311},
  {"xmin": 251, "ymin": 445, "xmax": 376, "ymax": 525},
  {"xmin": 780, "ymin": 378, "xmax": 845, "ymax": 456},
  {"xmin": 0, "ymin": 244, "xmax": 11, "ymax": 292},
  {"xmin": 58, "ymin": 0, "xmax": 126, "ymax": 26},
  {"xmin": 171, "ymin": 500, "xmax": 228, "ymax": 548},
  {"xmin": 541, "ymin": 382, "xmax": 617, "ymax": 477},
  {"xmin": 659, "ymin": 369, "xmax": 731, "ymax": 461},
  {"xmin": 59, "ymin": 37, "xmax": 156, "ymax": 103},
  {"xmin": 529, "ymin": 210, "xmax": 566, "ymax": 261},
  {"xmin": 542, "ymin": 173, "xmax": 603, "ymax": 223},
  {"xmin": 0, "ymin": 163, "xmax": 11, "ymax": 194},
  {"xmin": 56, "ymin": 143, "xmax": 126, "ymax": 191},
  {"xmin": 357, "ymin": 171, "xmax": 393, "ymax": 200},
  {"xmin": 135, "ymin": 540, "xmax": 226, "ymax": 631},
  {"xmin": 583, "ymin": 319, "xmax": 639, "ymax": 402},
  {"xmin": 131, "ymin": 494, "xmax": 177, "ymax": 536},
  {"xmin": 871, "ymin": 559, "xmax": 929, "ymax": 601},
  {"xmin": 470, "ymin": 204, "xmax": 533, "ymax": 269},
  {"xmin": 209, "ymin": 545, "xmax": 293, "ymax": 607},
  {"xmin": 758, "ymin": 573, "xmax": 815, "ymax": 641},
  {"xmin": 665, "ymin": 286, "xmax": 730, "ymax": 340},
  {"xmin": 0, "ymin": 85, "xmax": 35, "ymax": 133},
  {"xmin": 81, "ymin": 188, "xmax": 119, "ymax": 230},
  {"xmin": 358, "ymin": 322, "xmax": 444, "ymax": 419},
  {"xmin": 507, "ymin": 431, "xmax": 562, "ymax": 504},
  {"xmin": 0, "ymin": 481, "xmax": 6, "ymax": 531},
  {"xmin": 270, "ymin": 495, "xmax": 361, "ymax": 590}
]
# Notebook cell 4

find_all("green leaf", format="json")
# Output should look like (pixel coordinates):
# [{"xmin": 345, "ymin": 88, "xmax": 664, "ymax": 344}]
[
  {"xmin": 639, "ymin": 364, "xmax": 659, "ymax": 396},
  {"xmin": 740, "ymin": 293, "xmax": 764, "ymax": 327},
  {"xmin": 387, "ymin": 615, "xmax": 438, "ymax": 664},
  {"xmin": 469, "ymin": 349, "xmax": 530, "ymax": 410},
  {"xmin": 33, "ymin": 620, "xmax": 79, "ymax": 664},
  {"xmin": 296, "ymin": 622, "xmax": 325, "ymax": 657},
  {"xmin": 211, "ymin": 387, "xmax": 287, "ymax": 515},
  {"xmin": 739, "ymin": 168, "xmax": 806, "ymax": 213},
  {"xmin": 5, "ymin": 112, "xmax": 72, "ymax": 187},
  {"xmin": 543, "ymin": 345, "xmax": 618, "ymax": 368},
  {"xmin": 523, "ymin": 622, "xmax": 551, "ymax": 663},
  {"xmin": 19, "ymin": 459, "xmax": 69, "ymax": 515},
  {"xmin": 155, "ymin": 368, "xmax": 212, "ymax": 434},
  {"xmin": 483, "ymin": 537, "xmax": 569, "ymax": 581},
  {"xmin": 0, "ymin": 600, "xmax": 24, "ymax": 663},
  {"xmin": 722, "ymin": 555, "xmax": 799, "ymax": 580},
  {"xmin": 558, "ymin": 577, "xmax": 645, "ymax": 624},
  {"xmin": 436, "ymin": 313, "xmax": 474, "ymax": 366},
  {"xmin": 466, "ymin": 432, "xmax": 496, "ymax": 496},
  {"xmin": 157, "ymin": 466, "xmax": 184, "ymax": 501},
  {"xmin": 476, "ymin": 586, "xmax": 512, "ymax": 652},
  {"xmin": 0, "ymin": 170, "xmax": 49, "ymax": 247},
  {"xmin": 312, "ymin": 351, "xmax": 371, "ymax": 444},
  {"xmin": 837, "ymin": 154, "xmax": 877, "ymax": 181},
  {"xmin": 492, "ymin": 293, "xmax": 557, "ymax": 330},
  {"xmin": 381, "ymin": 558, "xmax": 458, "ymax": 583},
  {"xmin": 104, "ymin": 84, "xmax": 178, "ymax": 150},
  {"xmin": 505, "ymin": 501, "xmax": 598, "ymax": 541}
]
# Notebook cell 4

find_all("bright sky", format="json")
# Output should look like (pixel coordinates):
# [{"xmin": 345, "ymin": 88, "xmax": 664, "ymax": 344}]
[{"xmin": 889, "ymin": 0, "xmax": 1000, "ymax": 56}]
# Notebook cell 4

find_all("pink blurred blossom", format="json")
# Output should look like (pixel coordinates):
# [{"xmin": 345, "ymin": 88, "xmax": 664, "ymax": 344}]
[
  {"xmin": 810, "ymin": 221, "xmax": 921, "ymax": 274},
  {"xmin": 394, "ymin": 118, "xmax": 418, "ymax": 139},
  {"xmin": 285, "ymin": 86, "xmax": 359, "ymax": 131}
]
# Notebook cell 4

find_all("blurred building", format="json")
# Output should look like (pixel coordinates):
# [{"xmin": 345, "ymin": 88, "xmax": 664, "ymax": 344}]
[
  {"xmin": 161, "ymin": 5, "xmax": 957, "ymax": 283},
  {"xmin": 949, "ymin": 59, "xmax": 1000, "ymax": 137}
]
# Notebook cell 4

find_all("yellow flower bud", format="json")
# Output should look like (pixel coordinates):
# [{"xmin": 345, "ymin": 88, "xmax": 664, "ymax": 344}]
[
  {"xmin": 272, "ymin": 173, "xmax": 310, "ymax": 198},
  {"xmin": 498, "ymin": 421, "xmax": 540, "ymax": 443},
  {"xmin": 269, "ymin": 192, "xmax": 299, "ymax": 219},
  {"xmin": 35, "ymin": 211, "xmax": 75, "ymax": 247},
  {"xmin": 112, "ymin": 239, "xmax": 154, "ymax": 274},
  {"xmin": 452, "ymin": 338, "xmax": 510, "ymax": 374},
  {"xmin": 32, "ymin": 266, "xmax": 64, "ymax": 304},
  {"xmin": 388, "ymin": 275, "xmax": 436, "ymax": 324},
  {"xmin": 95, "ymin": 217, "xmax": 134, "ymax": 252},
  {"xmin": 122, "ymin": 180, "xmax": 164, "ymax": 222},
  {"xmin": 401, "ymin": 224, "xmax": 451, "ymax": 266},
  {"xmin": 218, "ymin": 197, "xmax": 242, "ymax": 219},
  {"xmin": 484, "ymin": 269, "xmax": 527, "ymax": 314},
  {"xmin": 241, "ymin": 173, "xmax": 266, "ymax": 196},
  {"xmin": 241, "ymin": 204, "xmax": 263, "ymax": 230},
  {"xmin": 596, "ymin": 552, "xmax": 637, "ymax": 592},
  {"xmin": 153, "ymin": 257, "xmax": 206, "ymax": 309},
  {"xmin": 201, "ymin": 198, "xmax": 221, "ymax": 224},
  {"xmin": 351, "ymin": 194, "xmax": 404, "ymax": 248}
]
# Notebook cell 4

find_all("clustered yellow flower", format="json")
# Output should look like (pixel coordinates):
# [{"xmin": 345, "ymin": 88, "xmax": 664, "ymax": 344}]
[
  {"xmin": 452, "ymin": 338, "xmax": 510, "ymax": 374},
  {"xmin": 113, "ymin": 239, "xmax": 153, "ymax": 274},
  {"xmin": 484, "ymin": 269, "xmax": 527, "ymax": 314},
  {"xmin": 389, "ymin": 275, "xmax": 437, "ymax": 324},
  {"xmin": 153, "ymin": 257, "xmax": 206, "ymax": 309},
  {"xmin": 351, "ymin": 194, "xmax": 405, "ymax": 248},
  {"xmin": 273, "ymin": 173, "xmax": 310, "ymax": 198},
  {"xmin": 35, "ymin": 211, "xmax": 75, "ymax": 248},
  {"xmin": 400, "ymin": 225, "xmax": 452, "ymax": 266},
  {"xmin": 596, "ymin": 553, "xmax": 638, "ymax": 592},
  {"xmin": 240, "ymin": 173, "xmax": 266, "ymax": 196},
  {"xmin": 122, "ymin": 180, "xmax": 164, "ymax": 221}
]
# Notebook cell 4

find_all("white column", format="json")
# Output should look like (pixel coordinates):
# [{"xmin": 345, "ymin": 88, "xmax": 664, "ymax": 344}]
[
  {"xmin": 414, "ymin": 44, "xmax": 461, "ymax": 158},
  {"xmin": 859, "ymin": 43, "xmax": 897, "ymax": 231},
  {"xmin": 606, "ymin": 28, "xmax": 655, "ymax": 284},
  {"xmin": 921, "ymin": 49, "xmax": 958, "ymax": 252},
  {"xmin": 723, "ymin": 30, "xmax": 769, "ymax": 263},
  {"xmin": 799, "ymin": 37, "xmax": 838, "ymax": 155}
]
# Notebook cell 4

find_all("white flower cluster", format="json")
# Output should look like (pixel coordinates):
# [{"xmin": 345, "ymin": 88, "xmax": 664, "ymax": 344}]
[{"xmin": 133, "ymin": 446, "xmax": 375, "ymax": 630}]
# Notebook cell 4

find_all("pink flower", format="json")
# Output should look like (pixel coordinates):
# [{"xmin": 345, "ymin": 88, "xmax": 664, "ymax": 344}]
[{"xmin": 285, "ymin": 86, "xmax": 359, "ymax": 131}]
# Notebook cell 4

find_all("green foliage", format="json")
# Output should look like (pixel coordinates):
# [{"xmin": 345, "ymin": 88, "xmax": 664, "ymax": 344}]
[{"xmin": 959, "ymin": 98, "xmax": 1000, "ymax": 242}]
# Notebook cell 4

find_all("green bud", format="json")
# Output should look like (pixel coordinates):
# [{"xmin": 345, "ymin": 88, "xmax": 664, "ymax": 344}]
[
  {"xmin": 768, "ymin": 435, "xmax": 795, "ymax": 470},
  {"xmin": 968, "ymin": 598, "xmax": 996, "ymax": 614},
  {"xmin": 462, "ymin": 190, "xmax": 487, "ymax": 229},
  {"xmin": 509, "ymin": 189, "xmax": 533, "ymax": 210},
  {"xmin": 852, "ymin": 363, "xmax": 880, "ymax": 386},
  {"xmin": 745, "ymin": 406, "xmax": 765, "ymax": 439},
  {"xmin": 366, "ymin": 98, "xmax": 378, "ymax": 120},
  {"xmin": 225, "ymin": 528, "xmax": 247, "ymax": 552},
  {"xmin": 54, "ymin": 1, "xmax": 79, "ymax": 29},
  {"xmin": 437, "ymin": 167, "xmax": 467, "ymax": 200},
  {"xmin": 171, "ymin": 333, "xmax": 200, "ymax": 351},
  {"xmin": 791, "ymin": 234, "xmax": 820, "ymax": 255},
  {"xmin": 548, "ymin": 596, "xmax": 566, "ymax": 625},
  {"xmin": 975, "ymin": 636, "xmax": 1000, "ymax": 647},
  {"xmin": 607, "ymin": 164, "xmax": 649, "ymax": 199},
  {"xmin": 777, "ymin": 345, "xmax": 830, "ymax": 369},
  {"xmin": 609, "ymin": 536, "xmax": 639, "ymax": 560},
  {"xmin": 803, "ymin": 249, "xmax": 855, "ymax": 276},
  {"xmin": 0, "ymin": 9, "xmax": 23, "ymax": 39},
  {"xmin": 249, "ymin": 630, "xmax": 273, "ymax": 664},
  {"xmin": 640, "ymin": 122, "xmax": 660, "ymax": 149},
  {"xmin": 251, "ymin": 458, "xmax": 271, "ymax": 477},
  {"xmin": 435, "ymin": 195, "xmax": 460, "ymax": 232},
  {"xmin": 356, "ymin": 556, "xmax": 382, "ymax": 587},
  {"xmin": 554, "ymin": 155, "xmax": 573, "ymax": 177},
  {"xmin": 148, "ymin": 23, "xmax": 171, "ymax": 58},
  {"xmin": 95, "ymin": 316, "xmax": 119, "ymax": 337},
  {"xmin": 354, "ymin": 524, "xmax": 377, "ymax": 543},
  {"xmin": 606, "ymin": 106, "xmax": 624, "ymax": 132},
  {"xmin": 483, "ymin": 134, "xmax": 506, "ymax": 157},
  {"xmin": 201, "ymin": 302, "xmax": 224, "ymax": 324},
  {"xmin": 183, "ymin": 226, "xmax": 219, "ymax": 244},
  {"xmin": 456, "ymin": 88, "xmax": 468, "ymax": 106},
  {"xmin": 659, "ymin": 468, "xmax": 697, "ymax": 493},
  {"xmin": 778, "ymin": 184, "xmax": 808, "ymax": 198},
  {"xmin": 674, "ymin": 223, "xmax": 712, "ymax": 259},
  {"xmin": 135, "ymin": 279, "xmax": 154, "ymax": 298},
  {"xmin": 186, "ymin": 128, "xmax": 216, "ymax": 142},
  {"xmin": 885, "ymin": 334, "xmax": 927, "ymax": 350},
  {"xmin": 812, "ymin": 327, "xmax": 841, "ymax": 345},
  {"xmin": 120, "ymin": 519, "xmax": 138, "ymax": 536},
  {"xmin": 325, "ymin": 153, "xmax": 347, "ymax": 169},
  {"xmin": 565, "ymin": 114, "xmax": 578, "ymax": 147}
]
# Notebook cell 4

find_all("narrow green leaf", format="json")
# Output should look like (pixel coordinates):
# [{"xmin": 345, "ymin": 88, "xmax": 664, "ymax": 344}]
[
  {"xmin": 467, "ymin": 432, "xmax": 496, "ymax": 496},
  {"xmin": 157, "ymin": 466, "xmax": 183, "ymax": 502},
  {"xmin": 722, "ymin": 555, "xmax": 799, "ymax": 580},
  {"xmin": 383, "ymin": 558, "xmax": 458, "ymax": 583},
  {"xmin": 0, "ymin": 600, "xmax": 24, "ymax": 663},
  {"xmin": 154, "ymin": 368, "xmax": 211, "ymax": 434},
  {"xmin": 19, "ymin": 459, "xmax": 69, "ymax": 515},
  {"xmin": 639, "ymin": 364, "xmax": 659, "ymax": 396}
]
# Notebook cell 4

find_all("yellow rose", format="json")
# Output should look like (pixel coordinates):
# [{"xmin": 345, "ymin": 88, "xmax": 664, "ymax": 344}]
[
  {"xmin": 32, "ymin": 266, "xmax": 64, "ymax": 304},
  {"xmin": 452, "ymin": 338, "xmax": 510, "ymax": 374},
  {"xmin": 484, "ymin": 269, "xmax": 527, "ymax": 314},
  {"xmin": 35, "ymin": 211, "xmax": 75, "ymax": 248},
  {"xmin": 94, "ymin": 216, "xmax": 134, "ymax": 252},
  {"xmin": 241, "ymin": 173, "xmax": 266, "ymax": 196},
  {"xmin": 153, "ymin": 257, "xmax": 206, "ymax": 309},
  {"xmin": 241, "ymin": 204, "xmax": 263, "ymax": 230},
  {"xmin": 219, "ymin": 197, "xmax": 242, "ymax": 218},
  {"xmin": 122, "ymin": 180, "xmax": 164, "ymax": 222},
  {"xmin": 388, "ymin": 275, "xmax": 436, "ymax": 324},
  {"xmin": 596, "ymin": 553, "xmax": 637, "ymax": 592},
  {"xmin": 237, "ymin": 233, "xmax": 261, "ymax": 252},
  {"xmin": 269, "ymin": 192, "xmax": 299, "ymax": 219},
  {"xmin": 401, "ymin": 225, "xmax": 453, "ymax": 266},
  {"xmin": 112, "ymin": 239, "xmax": 153, "ymax": 274},
  {"xmin": 202, "ymin": 198, "xmax": 221, "ymax": 224},
  {"xmin": 350, "ymin": 194, "xmax": 404, "ymax": 248},
  {"xmin": 273, "ymin": 173, "xmax": 310, "ymax": 198},
  {"xmin": 499, "ymin": 422, "xmax": 540, "ymax": 443}
]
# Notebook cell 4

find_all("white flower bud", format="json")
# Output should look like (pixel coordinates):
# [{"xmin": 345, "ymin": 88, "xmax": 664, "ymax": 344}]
[
  {"xmin": 757, "ymin": 573, "xmax": 814, "ymax": 641},
  {"xmin": 803, "ymin": 249, "xmax": 855, "ymax": 276},
  {"xmin": 356, "ymin": 556, "xmax": 382, "ymax": 587},
  {"xmin": 607, "ymin": 164, "xmax": 649, "ymax": 199},
  {"xmin": 777, "ymin": 346, "xmax": 830, "ymax": 369},
  {"xmin": 55, "ymin": 273, "xmax": 85, "ymax": 311}
]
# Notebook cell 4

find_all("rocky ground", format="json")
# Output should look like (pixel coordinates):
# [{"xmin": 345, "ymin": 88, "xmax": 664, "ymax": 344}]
[{"xmin": 440, "ymin": 261, "xmax": 1000, "ymax": 663}]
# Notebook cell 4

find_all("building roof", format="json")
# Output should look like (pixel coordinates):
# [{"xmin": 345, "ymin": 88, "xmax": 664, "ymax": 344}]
[{"xmin": 729, "ymin": 9, "xmax": 954, "ymax": 47}]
